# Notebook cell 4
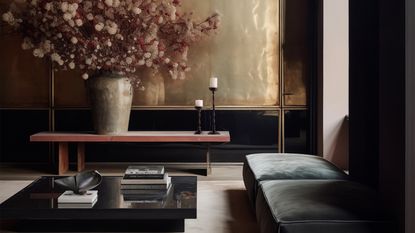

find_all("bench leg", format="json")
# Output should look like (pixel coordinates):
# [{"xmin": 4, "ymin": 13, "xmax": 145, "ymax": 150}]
[
  {"xmin": 206, "ymin": 144, "xmax": 212, "ymax": 175},
  {"xmin": 58, "ymin": 142, "xmax": 69, "ymax": 175},
  {"xmin": 77, "ymin": 142, "xmax": 85, "ymax": 172}
]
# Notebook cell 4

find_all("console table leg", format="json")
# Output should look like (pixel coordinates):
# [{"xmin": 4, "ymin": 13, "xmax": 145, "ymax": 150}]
[
  {"xmin": 77, "ymin": 142, "xmax": 85, "ymax": 172},
  {"xmin": 58, "ymin": 142, "xmax": 69, "ymax": 175},
  {"xmin": 206, "ymin": 144, "xmax": 212, "ymax": 175}
]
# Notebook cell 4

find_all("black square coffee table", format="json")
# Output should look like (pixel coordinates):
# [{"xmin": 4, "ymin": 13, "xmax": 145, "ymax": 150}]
[{"xmin": 0, "ymin": 176, "xmax": 197, "ymax": 232}]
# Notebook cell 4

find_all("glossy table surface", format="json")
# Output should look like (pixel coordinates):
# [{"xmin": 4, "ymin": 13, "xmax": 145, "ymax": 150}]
[{"xmin": 0, "ymin": 176, "xmax": 197, "ymax": 220}]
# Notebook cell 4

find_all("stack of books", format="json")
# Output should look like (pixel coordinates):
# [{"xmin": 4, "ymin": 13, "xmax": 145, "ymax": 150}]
[
  {"xmin": 121, "ymin": 166, "xmax": 171, "ymax": 203},
  {"xmin": 57, "ymin": 190, "xmax": 98, "ymax": 208}
]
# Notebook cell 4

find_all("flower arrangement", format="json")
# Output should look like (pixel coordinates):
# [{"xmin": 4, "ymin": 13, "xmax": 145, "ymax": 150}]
[{"xmin": 1, "ymin": 0, "xmax": 220, "ymax": 81}]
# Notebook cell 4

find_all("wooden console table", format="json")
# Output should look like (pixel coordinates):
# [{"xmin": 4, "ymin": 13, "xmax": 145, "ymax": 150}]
[{"xmin": 30, "ymin": 131, "xmax": 230, "ymax": 175}]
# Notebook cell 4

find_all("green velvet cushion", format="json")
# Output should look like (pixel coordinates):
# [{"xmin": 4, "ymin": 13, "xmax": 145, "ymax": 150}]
[
  {"xmin": 256, "ymin": 180, "xmax": 392, "ymax": 233},
  {"xmin": 246, "ymin": 153, "xmax": 348, "ymax": 181},
  {"xmin": 243, "ymin": 153, "xmax": 348, "ymax": 208}
]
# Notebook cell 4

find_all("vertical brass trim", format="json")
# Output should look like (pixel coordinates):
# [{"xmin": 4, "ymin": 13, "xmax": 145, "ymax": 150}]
[
  {"xmin": 49, "ymin": 61, "xmax": 55, "ymax": 167},
  {"xmin": 278, "ymin": 109, "xmax": 282, "ymax": 153},
  {"xmin": 281, "ymin": 110, "xmax": 286, "ymax": 152},
  {"xmin": 279, "ymin": 0, "xmax": 285, "ymax": 153},
  {"xmin": 280, "ymin": 0, "xmax": 286, "ymax": 109},
  {"xmin": 50, "ymin": 61, "xmax": 55, "ymax": 131}
]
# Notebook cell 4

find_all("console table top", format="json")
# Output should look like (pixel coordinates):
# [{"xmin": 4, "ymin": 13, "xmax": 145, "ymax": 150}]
[{"xmin": 30, "ymin": 131, "xmax": 230, "ymax": 143}]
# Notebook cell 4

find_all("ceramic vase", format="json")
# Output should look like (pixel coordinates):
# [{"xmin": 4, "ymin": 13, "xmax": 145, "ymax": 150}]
[{"xmin": 87, "ymin": 72, "xmax": 133, "ymax": 135}]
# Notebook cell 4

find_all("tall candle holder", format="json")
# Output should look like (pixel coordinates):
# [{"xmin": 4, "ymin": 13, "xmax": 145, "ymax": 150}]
[
  {"xmin": 194, "ymin": 106, "xmax": 202, "ymax": 134},
  {"xmin": 194, "ymin": 99, "xmax": 203, "ymax": 134},
  {"xmin": 209, "ymin": 87, "xmax": 220, "ymax": 135}
]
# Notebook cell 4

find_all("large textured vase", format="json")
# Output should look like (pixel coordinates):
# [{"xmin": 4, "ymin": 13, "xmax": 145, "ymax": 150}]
[{"xmin": 87, "ymin": 73, "xmax": 133, "ymax": 135}]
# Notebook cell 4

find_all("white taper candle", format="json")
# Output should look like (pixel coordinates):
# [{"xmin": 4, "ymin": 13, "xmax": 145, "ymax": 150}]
[
  {"xmin": 209, "ymin": 77, "xmax": 218, "ymax": 88},
  {"xmin": 195, "ymin": 99, "xmax": 203, "ymax": 107}
]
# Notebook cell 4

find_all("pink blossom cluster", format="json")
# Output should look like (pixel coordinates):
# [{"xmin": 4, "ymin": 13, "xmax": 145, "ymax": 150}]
[{"xmin": 2, "ymin": 0, "xmax": 220, "ymax": 80}]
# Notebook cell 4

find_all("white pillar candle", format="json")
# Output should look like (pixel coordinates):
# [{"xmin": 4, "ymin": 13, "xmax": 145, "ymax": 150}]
[
  {"xmin": 209, "ymin": 77, "xmax": 218, "ymax": 88},
  {"xmin": 195, "ymin": 99, "xmax": 203, "ymax": 107}
]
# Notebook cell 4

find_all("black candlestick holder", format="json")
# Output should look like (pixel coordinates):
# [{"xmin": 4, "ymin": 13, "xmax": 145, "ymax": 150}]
[
  {"xmin": 209, "ymin": 87, "xmax": 220, "ymax": 135},
  {"xmin": 194, "ymin": 106, "xmax": 202, "ymax": 134}
]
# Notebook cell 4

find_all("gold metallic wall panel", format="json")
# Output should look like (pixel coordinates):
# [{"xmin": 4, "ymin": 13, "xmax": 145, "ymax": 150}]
[
  {"xmin": 282, "ymin": 0, "xmax": 310, "ymax": 106},
  {"xmin": 53, "ymin": 69, "xmax": 88, "ymax": 107},
  {"xmin": 0, "ymin": 33, "xmax": 50, "ymax": 107},
  {"xmin": 283, "ymin": 58, "xmax": 307, "ymax": 106},
  {"xmin": 135, "ymin": 0, "xmax": 280, "ymax": 107}
]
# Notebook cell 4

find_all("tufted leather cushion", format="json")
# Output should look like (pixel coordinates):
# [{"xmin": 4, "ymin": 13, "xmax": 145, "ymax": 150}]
[
  {"xmin": 243, "ymin": 153, "xmax": 348, "ymax": 208},
  {"xmin": 256, "ymin": 180, "xmax": 392, "ymax": 233}
]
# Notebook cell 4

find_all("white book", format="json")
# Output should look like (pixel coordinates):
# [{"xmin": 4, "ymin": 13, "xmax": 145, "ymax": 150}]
[
  {"xmin": 58, "ymin": 190, "xmax": 98, "ymax": 203},
  {"xmin": 121, "ymin": 177, "xmax": 171, "ymax": 190},
  {"xmin": 58, "ymin": 198, "xmax": 98, "ymax": 208},
  {"xmin": 125, "ymin": 166, "xmax": 165, "ymax": 175}
]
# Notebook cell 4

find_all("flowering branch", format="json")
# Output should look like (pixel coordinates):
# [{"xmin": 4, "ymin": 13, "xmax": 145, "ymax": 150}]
[{"xmin": 2, "ymin": 0, "xmax": 220, "ymax": 81}]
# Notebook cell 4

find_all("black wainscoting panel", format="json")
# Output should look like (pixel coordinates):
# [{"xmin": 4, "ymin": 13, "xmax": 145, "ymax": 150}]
[
  {"xmin": 0, "ymin": 110, "xmax": 49, "ymax": 163},
  {"xmin": 54, "ymin": 110, "xmax": 93, "ymax": 131},
  {"xmin": 85, "ymin": 143, "xmax": 206, "ymax": 163},
  {"xmin": 212, "ymin": 110, "xmax": 278, "ymax": 162},
  {"xmin": 54, "ymin": 109, "xmax": 279, "ymax": 163},
  {"xmin": 54, "ymin": 110, "xmax": 94, "ymax": 163},
  {"xmin": 130, "ymin": 110, "xmax": 196, "ymax": 131},
  {"xmin": 284, "ymin": 110, "xmax": 308, "ymax": 153}
]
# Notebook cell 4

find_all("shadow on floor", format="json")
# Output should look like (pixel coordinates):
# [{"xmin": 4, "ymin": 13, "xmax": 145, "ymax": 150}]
[
  {"xmin": 1, "ymin": 219, "xmax": 183, "ymax": 232},
  {"xmin": 225, "ymin": 189, "xmax": 260, "ymax": 233}
]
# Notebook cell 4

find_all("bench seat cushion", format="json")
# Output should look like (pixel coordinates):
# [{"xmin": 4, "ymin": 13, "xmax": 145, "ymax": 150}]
[
  {"xmin": 256, "ymin": 180, "xmax": 392, "ymax": 233},
  {"xmin": 243, "ymin": 153, "xmax": 348, "ymax": 207}
]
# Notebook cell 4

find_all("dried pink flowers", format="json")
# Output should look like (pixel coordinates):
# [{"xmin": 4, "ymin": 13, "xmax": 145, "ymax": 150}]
[{"xmin": 2, "ymin": 0, "xmax": 220, "ymax": 81}]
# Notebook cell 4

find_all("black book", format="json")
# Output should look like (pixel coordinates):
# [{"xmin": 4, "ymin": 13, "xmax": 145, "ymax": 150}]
[
  {"xmin": 123, "ymin": 187, "xmax": 174, "ymax": 208},
  {"xmin": 123, "ymin": 166, "xmax": 165, "ymax": 179},
  {"xmin": 121, "ymin": 183, "xmax": 172, "ymax": 195},
  {"xmin": 122, "ymin": 184, "xmax": 172, "ymax": 201}
]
